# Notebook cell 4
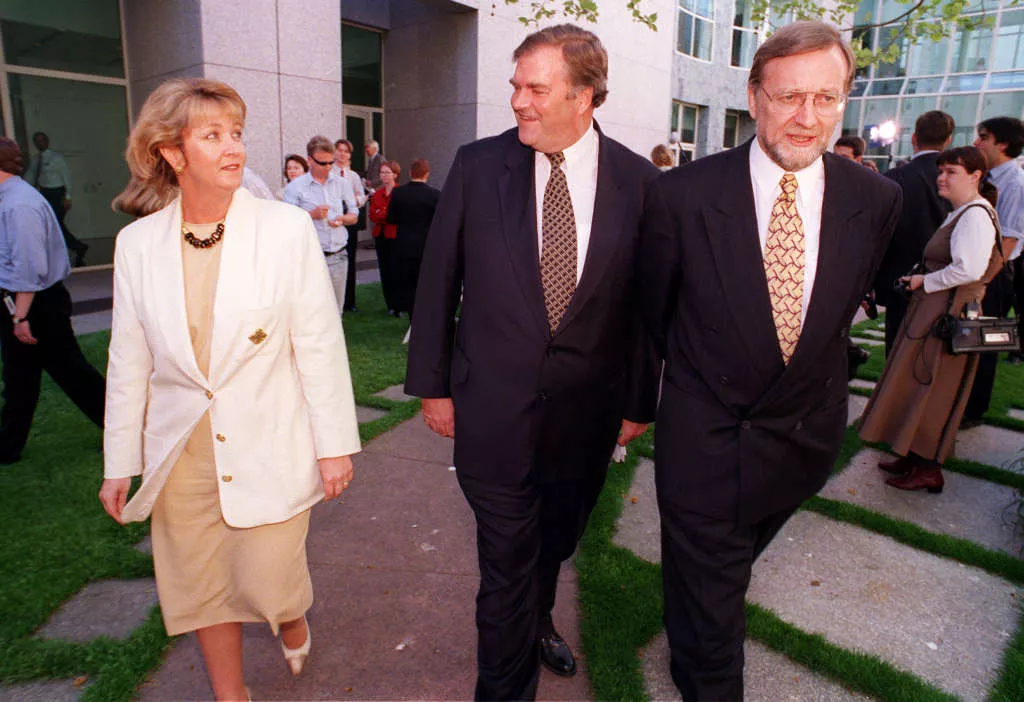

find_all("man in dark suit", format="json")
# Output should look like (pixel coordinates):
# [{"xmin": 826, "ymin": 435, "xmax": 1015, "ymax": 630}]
[
  {"xmin": 406, "ymin": 24, "xmax": 658, "ymax": 701},
  {"xmin": 639, "ymin": 23, "xmax": 901, "ymax": 701},
  {"xmin": 875, "ymin": 111, "xmax": 954, "ymax": 354},
  {"xmin": 386, "ymin": 158, "xmax": 440, "ymax": 319}
]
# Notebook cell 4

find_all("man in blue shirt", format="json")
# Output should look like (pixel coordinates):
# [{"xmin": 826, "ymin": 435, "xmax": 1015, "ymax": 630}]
[
  {"xmin": 966, "ymin": 117, "xmax": 1024, "ymax": 424},
  {"xmin": 25, "ymin": 132, "xmax": 89, "ymax": 267},
  {"xmin": 283, "ymin": 135, "xmax": 357, "ymax": 314},
  {"xmin": 0, "ymin": 138, "xmax": 105, "ymax": 464}
]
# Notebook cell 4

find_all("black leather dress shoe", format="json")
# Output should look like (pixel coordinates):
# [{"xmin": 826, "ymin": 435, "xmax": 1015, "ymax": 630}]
[{"xmin": 539, "ymin": 630, "xmax": 577, "ymax": 677}]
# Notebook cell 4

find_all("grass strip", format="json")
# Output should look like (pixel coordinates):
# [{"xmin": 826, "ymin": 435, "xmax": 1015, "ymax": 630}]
[
  {"xmin": 991, "ymin": 608, "xmax": 1024, "ymax": 702},
  {"xmin": 746, "ymin": 602, "xmax": 956, "ymax": 701},
  {"xmin": 803, "ymin": 496, "xmax": 1024, "ymax": 584}
]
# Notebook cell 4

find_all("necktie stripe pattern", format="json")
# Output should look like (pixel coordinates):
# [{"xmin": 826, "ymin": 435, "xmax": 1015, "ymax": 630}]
[
  {"xmin": 541, "ymin": 151, "xmax": 577, "ymax": 333},
  {"xmin": 764, "ymin": 173, "xmax": 805, "ymax": 364}
]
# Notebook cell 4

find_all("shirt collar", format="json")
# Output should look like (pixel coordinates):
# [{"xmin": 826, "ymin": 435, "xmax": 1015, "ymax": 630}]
[
  {"xmin": 749, "ymin": 136, "xmax": 825, "ymax": 202},
  {"xmin": 913, "ymin": 150, "xmax": 940, "ymax": 158},
  {"xmin": 989, "ymin": 159, "xmax": 1018, "ymax": 180},
  {"xmin": 549, "ymin": 121, "xmax": 598, "ymax": 170}
]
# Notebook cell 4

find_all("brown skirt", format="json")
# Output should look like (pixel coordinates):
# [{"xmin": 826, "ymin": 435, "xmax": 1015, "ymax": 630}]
[
  {"xmin": 859, "ymin": 288, "xmax": 978, "ymax": 463},
  {"xmin": 150, "ymin": 416, "xmax": 313, "ymax": 636}
]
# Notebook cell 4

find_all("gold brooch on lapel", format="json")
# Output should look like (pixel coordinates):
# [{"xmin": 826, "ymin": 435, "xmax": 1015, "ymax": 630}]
[{"xmin": 248, "ymin": 329, "xmax": 267, "ymax": 345}]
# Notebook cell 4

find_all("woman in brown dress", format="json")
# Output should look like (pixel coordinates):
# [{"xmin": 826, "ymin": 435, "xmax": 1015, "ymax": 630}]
[
  {"xmin": 859, "ymin": 146, "xmax": 1005, "ymax": 493},
  {"xmin": 99, "ymin": 79, "xmax": 361, "ymax": 701}
]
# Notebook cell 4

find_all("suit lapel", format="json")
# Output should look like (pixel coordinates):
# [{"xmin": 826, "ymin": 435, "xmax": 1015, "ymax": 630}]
[
  {"xmin": 704, "ymin": 141, "xmax": 783, "ymax": 376},
  {"xmin": 498, "ymin": 141, "xmax": 549, "ymax": 337},
  {"xmin": 556, "ymin": 130, "xmax": 626, "ymax": 334},
  {"xmin": 150, "ymin": 198, "xmax": 209, "ymax": 388}
]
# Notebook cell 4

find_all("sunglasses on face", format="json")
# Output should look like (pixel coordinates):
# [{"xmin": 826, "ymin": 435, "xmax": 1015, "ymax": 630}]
[{"xmin": 310, "ymin": 156, "xmax": 334, "ymax": 167}]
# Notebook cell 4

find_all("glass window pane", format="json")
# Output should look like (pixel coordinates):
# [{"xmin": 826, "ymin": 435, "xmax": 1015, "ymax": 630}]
[
  {"xmin": 681, "ymin": 105, "xmax": 697, "ymax": 143},
  {"xmin": 876, "ymin": 36, "xmax": 909, "ymax": 78},
  {"xmin": 861, "ymin": 98, "xmax": 900, "ymax": 144},
  {"xmin": 694, "ymin": 0, "xmax": 713, "ymax": 19},
  {"xmin": 944, "ymin": 73, "xmax": 987, "ymax": 91},
  {"xmin": 843, "ymin": 98, "xmax": 862, "ymax": 136},
  {"xmin": 731, "ymin": 29, "xmax": 756, "ymax": 68},
  {"xmin": 8, "ymin": 74, "xmax": 131, "ymax": 266},
  {"xmin": 940, "ymin": 94, "xmax": 981, "ymax": 145},
  {"xmin": 905, "ymin": 76, "xmax": 944, "ymax": 94},
  {"xmin": 900, "ymin": 95, "xmax": 939, "ymax": 128},
  {"xmin": 907, "ymin": 37, "xmax": 949, "ymax": 76},
  {"xmin": 734, "ymin": 0, "xmax": 754, "ymax": 28},
  {"xmin": 694, "ymin": 17, "xmax": 712, "ymax": 60},
  {"xmin": 952, "ymin": 23, "xmax": 994, "ymax": 73},
  {"xmin": 850, "ymin": 81, "xmax": 869, "ymax": 97},
  {"xmin": 678, "ymin": 10, "xmax": 694, "ymax": 54},
  {"xmin": 724, "ymin": 113, "xmax": 739, "ymax": 149},
  {"xmin": 0, "ymin": 0, "xmax": 124, "ymax": 78},
  {"xmin": 342, "ymin": 24, "xmax": 382, "ymax": 107},
  {"xmin": 981, "ymin": 91, "xmax": 1024, "ymax": 119},
  {"xmin": 988, "ymin": 70, "xmax": 1024, "ymax": 89},
  {"xmin": 993, "ymin": 9, "xmax": 1024, "ymax": 70},
  {"xmin": 869, "ymin": 79, "xmax": 905, "ymax": 96}
]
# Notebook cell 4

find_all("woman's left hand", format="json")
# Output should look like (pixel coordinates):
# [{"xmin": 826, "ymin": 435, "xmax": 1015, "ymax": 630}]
[
  {"xmin": 906, "ymin": 274, "xmax": 925, "ymax": 291},
  {"xmin": 318, "ymin": 455, "xmax": 355, "ymax": 500}
]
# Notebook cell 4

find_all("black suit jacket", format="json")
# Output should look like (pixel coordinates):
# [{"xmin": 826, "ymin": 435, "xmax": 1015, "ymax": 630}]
[
  {"xmin": 406, "ymin": 126, "xmax": 660, "ymax": 484},
  {"xmin": 874, "ymin": 152, "xmax": 949, "ymax": 307},
  {"xmin": 387, "ymin": 181, "xmax": 441, "ymax": 259},
  {"xmin": 639, "ymin": 140, "xmax": 901, "ymax": 523}
]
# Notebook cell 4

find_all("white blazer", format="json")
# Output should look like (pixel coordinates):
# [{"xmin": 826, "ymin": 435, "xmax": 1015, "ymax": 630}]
[{"xmin": 104, "ymin": 188, "xmax": 361, "ymax": 527}]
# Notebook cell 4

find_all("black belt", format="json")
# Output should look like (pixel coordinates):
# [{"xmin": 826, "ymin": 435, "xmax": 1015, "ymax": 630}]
[{"xmin": 323, "ymin": 248, "xmax": 345, "ymax": 257}]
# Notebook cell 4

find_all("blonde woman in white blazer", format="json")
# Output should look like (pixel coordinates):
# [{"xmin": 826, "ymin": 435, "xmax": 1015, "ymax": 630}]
[{"xmin": 99, "ymin": 79, "xmax": 360, "ymax": 702}]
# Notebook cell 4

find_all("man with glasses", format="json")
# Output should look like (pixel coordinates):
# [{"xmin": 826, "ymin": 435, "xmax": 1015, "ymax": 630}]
[
  {"xmin": 284, "ymin": 135, "xmax": 358, "ymax": 313},
  {"xmin": 639, "ymin": 22, "xmax": 901, "ymax": 700}
]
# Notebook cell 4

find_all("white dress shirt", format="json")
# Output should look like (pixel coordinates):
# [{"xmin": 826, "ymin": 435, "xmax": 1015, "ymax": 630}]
[
  {"xmin": 922, "ymin": 198, "xmax": 998, "ymax": 294},
  {"xmin": 749, "ymin": 137, "xmax": 824, "ymax": 326},
  {"xmin": 534, "ymin": 122, "xmax": 599, "ymax": 283},
  {"xmin": 283, "ymin": 170, "xmax": 357, "ymax": 253},
  {"xmin": 335, "ymin": 166, "xmax": 367, "ymax": 208},
  {"xmin": 26, "ymin": 149, "xmax": 72, "ymax": 196}
]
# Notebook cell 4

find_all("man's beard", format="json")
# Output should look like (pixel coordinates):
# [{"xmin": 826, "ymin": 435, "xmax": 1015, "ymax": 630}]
[{"xmin": 761, "ymin": 134, "xmax": 827, "ymax": 172}]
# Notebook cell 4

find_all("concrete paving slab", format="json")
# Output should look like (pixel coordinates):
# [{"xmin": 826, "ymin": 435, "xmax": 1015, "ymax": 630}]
[
  {"xmin": 356, "ymin": 405, "xmax": 388, "ymax": 424},
  {"xmin": 140, "ymin": 415, "xmax": 591, "ymax": 701},
  {"xmin": 134, "ymin": 535, "xmax": 152, "ymax": 555},
  {"xmin": 860, "ymin": 329, "xmax": 885, "ymax": 339},
  {"xmin": 847, "ymin": 395, "xmax": 868, "ymax": 426},
  {"xmin": 849, "ymin": 379, "xmax": 876, "ymax": 391},
  {"xmin": 35, "ymin": 579, "xmax": 157, "ymax": 642},
  {"xmin": 953, "ymin": 424, "xmax": 1024, "ymax": 470},
  {"xmin": 613, "ymin": 459, "xmax": 660, "ymax": 564},
  {"xmin": 361, "ymin": 411, "xmax": 454, "ymax": 467},
  {"xmin": 0, "ymin": 679, "xmax": 89, "ymax": 702},
  {"xmin": 1008, "ymin": 408, "xmax": 1024, "ymax": 422},
  {"xmin": 851, "ymin": 336, "xmax": 883, "ymax": 347},
  {"xmin": 70, "ymin": 309, "xmax": 112, "ymax": 336},
  {"xmin": 748, "ymin": 512, "xmax": 1020, "ymax": 701},
  {"xmin": 822, "ymin": 449, "xmax": 1024, "ymax": 556},
  {"xmin": 642, "ymin": 632, "xmax": 870, "ymax": 701},
  {"xmin": 373, "ymin": 384, "xmax": 416, "ymax": 403}
]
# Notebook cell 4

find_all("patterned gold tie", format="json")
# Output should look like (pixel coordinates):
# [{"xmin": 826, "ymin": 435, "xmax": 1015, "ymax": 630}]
[
  {"xmin": 540, "ymin": 151, "xmax": 577, "ymax": 333},
  {"xmin": 764, "ymin": 173, "xmax": 805, "ymax": 364}
]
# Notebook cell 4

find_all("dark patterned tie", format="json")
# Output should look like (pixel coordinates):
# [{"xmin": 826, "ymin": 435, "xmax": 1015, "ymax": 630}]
[
  {"xmin": 764, "ymin": 173, "xmax": 805, "ymax": 364},
  {"xmin": 540, "ymin": 151, "xmax": 577, "ymax": 333}
]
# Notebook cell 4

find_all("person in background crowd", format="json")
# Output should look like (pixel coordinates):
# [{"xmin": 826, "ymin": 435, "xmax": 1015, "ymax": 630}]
[
  {"xmin": 386, "ymin": 158, "xmax": 440, "ymax": 321},
  {"xmin": 406, "ymin": 24, "xmax": 659, "ymax": 700},
  {"xmin": 334, "ymin": 139, "xmax": 366, "ymax": 313},
  {"xmin": 862, "ymin": 160, "xmax": 880, "ymax": 173},
  {"xmin": 651, "ymin": 144, "xmax": 675, "ymax": 171},
  {"xmin": 639, "ymin": 23, "xmax": 901, "ymax": 699},
  {"xmin": 833, "ymin": 135, "xmax": 866, "ymax": 163},
  {"xmin": 861, "ymin": 146, "xmax": 1004, "ymax": 493},
  {"xmin": 874, "ymin": 111, "xmax": 954, "ymax": 355},
  {"xmin": 278, "ymin": 154, "xmax": 308, "ymax": 200},
  {"xmin": 284, "ymin": 136, "xmax": 358, "ymax": 314},
  {"xmin": 101, "ymin": 78, "xmax": 361, "ymax": 702},
  {"xmin": 369, "ymin": 160, "xmax": 401, "ymax": 317},
  {"xmin": 964, "ymin": 117, "xmax": 1024, "ymax": 425},
  {"xmin": 25, "ymin": 132, "xmax": 89, "ymax": 267},
  {"xmin": 0, "ymin": 138, "xmax": 105, "ymax": 465},
  {"xmin": 364, "ymin": 139, "xmax": 384, "ymax": 192}
]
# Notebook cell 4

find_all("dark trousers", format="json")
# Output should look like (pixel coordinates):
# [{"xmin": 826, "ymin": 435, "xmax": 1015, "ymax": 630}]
[
  {"xmin": 884, "ymin": 295, "xmax": 909, "ymax": 357},
  {"xmin": 343, "ymin": 224, "xmax": 359, "ymax": 311},
  {"xmin": 38, "ymin": 186, "xmax": 88, "ymax": 263},
  {"xmin": 374, "ymin": 236, "xmax": 396, "ymax": 311},
  {"xmin": 0, "ymin": 282, "xmax": 105, "ymax": 459},
  {"xmin": 392, "ymin": 255, "xmax": 423, "ymax": 319},
  {"xmin": 660, "ymin": 499, "xmax": 795, "ymax": 702},
  {"xmin": 965, "ymin": 269, "xmax": 1014, "ymax": 420},
  {"xmin": 457, "ymin": 467, "xmax": 607, "ymax": 701},
  {"xmin": 1015, "ymin": 257, "xmax": 1024, "ymax": 356}
]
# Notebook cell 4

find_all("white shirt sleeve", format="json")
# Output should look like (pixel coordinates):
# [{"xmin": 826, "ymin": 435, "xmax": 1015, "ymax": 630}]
[{"xmin": 923, "ymin": 205, "xmax": 997, "ymax": 293}]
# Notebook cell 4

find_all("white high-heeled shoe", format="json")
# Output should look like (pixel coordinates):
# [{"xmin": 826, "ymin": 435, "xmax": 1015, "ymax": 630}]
[{"xmin": 280, "ymin": 616, "xmax": 311, "ymax": 675}]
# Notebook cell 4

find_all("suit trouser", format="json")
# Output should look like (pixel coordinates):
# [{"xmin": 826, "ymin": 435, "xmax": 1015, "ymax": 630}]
[
  {"xmin": 374, "ymin": 236, "xmax": 396, "ymax": 310},
  {"xmin": 883, "ymin": 295, "xmax": 909, "ymax": 357},
  {"xmin": 659, "ymin": 499, "xmax": 795, "ymax": 702},
  {"xmin": 457, "ymin": 467, "xmax": 606, "ymax": 701},
  {"xmin": 324, "ymin": 249, "xmax": 349, "ymax": 315},
  {"xmin": 343, "ymin": 224, "xmax": 359, "ymax": 310},
  {"xmin": 38, "ymin": 186, "xmax": 88, "ymax": 261},
  {"xmin": 965, "ymin": 269, "xmax": 1014, "ymax": 420},
  {"xmin": 0, "ymin": 282, "xmax": 105, "ymax": 459}
]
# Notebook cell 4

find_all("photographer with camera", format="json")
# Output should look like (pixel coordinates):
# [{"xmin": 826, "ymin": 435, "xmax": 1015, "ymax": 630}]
[{"xmin": 859, "ymin": 146, "xmax": 1005, "ymax": 494}]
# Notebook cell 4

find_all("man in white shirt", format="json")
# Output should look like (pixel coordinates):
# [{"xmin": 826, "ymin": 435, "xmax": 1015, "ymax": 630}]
[
  {"xmin": 334, "ymin": 138, "xmax": 367, "ymax": 312},
  {"xmin": 639, "ymin": 22, "xmax": 901, "ymax": 700},
  {"xmin": 25, "ymin": 132, "xmax": 88, "ymax": 266},
  {"xmin": 406, "ymin": 24, "xmax": 659, "ymax": 700},
  {"xmin": 283, "ymin": 136, "xmax": 357, "ymax": 313}
]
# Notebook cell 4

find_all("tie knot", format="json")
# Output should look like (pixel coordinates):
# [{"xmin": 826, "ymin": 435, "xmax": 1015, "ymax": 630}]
[
  {"xmin": 546, "ymin": 151, "xmax": 566, "ymax": 168},
  {"xmin": 779, "ymin": 173, "xmax": 798, "ymax": 197}
]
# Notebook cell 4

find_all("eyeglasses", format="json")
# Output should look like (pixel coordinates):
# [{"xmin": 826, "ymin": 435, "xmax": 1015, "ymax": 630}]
[
  {"xmin": 759, "ymin": 87, "xmax": 847, "ymax": 115},
  {"xmin": 310, "ymin": 156, "xmax": 334, "ymax": 167}
]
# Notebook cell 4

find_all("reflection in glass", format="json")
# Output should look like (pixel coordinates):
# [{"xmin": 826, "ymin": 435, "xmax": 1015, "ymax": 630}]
[
  {"xmin": 870, "ymin": 79, "xmax": 905, "ymax": 96},
  {"xmin": 988, "ymin": 70, "xmax": 1024, "ymax": 89},
  {"xmin": 342, "ymin": 24, "xmax": 382, "ymax": 108},
  {"xmin": 677, "ymin": 10, "xmax": 694, "ymax": 55},
  {"xmin": 731, "ymin": 28, "xmax": 757, "ymax": 68},
  {"xmin": 876, "ymin": 37, "xmax": 909, "ymax": 78},
  {"xmin": 941, "ymin": 93, "xmax": 981, "ymax": 145},
  {"xmin": 905, "ymin": 77, "xmax": 944, "ymax": 94},
  {"xmin": 850, "ymin": 81, "xmax": 869, "ymax": 97},
  {"xmin": 907, "ymin": 37, "xmax": 949, "ymax": 76},
  {"xmin": 901, "ymin": 96, "xmax": 940, "ymax": 126},
  {"xmin": 944, "ymin": 73, "xmax": 987, "ymax": 92},
  {"xmin": 993, "ymin": 9, "xmax": 1024, "ymax": 70},
  {"xmin": 693, "ymin": 15, "xmax": 712, "ymax": 60},
  {"xmin": 842, "ymin": 98, "xmax": 862, "ymax": 135},
  {"xmin": 981, "ymin": 91, "xmax": 1024, "ymax": 119},
  {"xmin": 952, "ymin": 22, "xmax": 994, "ymax": 73},
  {"xmin": 0, "ymin": 0, "xmax": 123, "ymax": 78}
]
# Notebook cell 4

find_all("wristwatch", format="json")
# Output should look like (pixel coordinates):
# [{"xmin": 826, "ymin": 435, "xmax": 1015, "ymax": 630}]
[{"xmin": 11, "ymin": 316, "xmax": 24, "ymax": 325}]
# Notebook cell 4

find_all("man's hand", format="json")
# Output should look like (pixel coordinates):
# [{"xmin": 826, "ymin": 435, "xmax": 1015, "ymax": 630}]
[
  {"xmin": 617, "ymin": 419, "xmax": 648, "ymax": 446},
  {"xmin": 99, "ymin": 477, "xmax": 131, "ymax": 524},
  {"xmin": 14, "ymin": 321, "xmax": 37, "ymax": 345},
  {"xmin": 310, "ymin": 205, "xmax": 330, "ymax": 220},
  {"xmin": 318, "ymin": 455, "xmax": 355, "ymax": 500},
  {"xmin": 63, "ymin": 199, "xmax": 72, "ymax": 213},
  {"xmin": 422, "ymin": 397, "xmax": 455, "ymax": 438}
]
